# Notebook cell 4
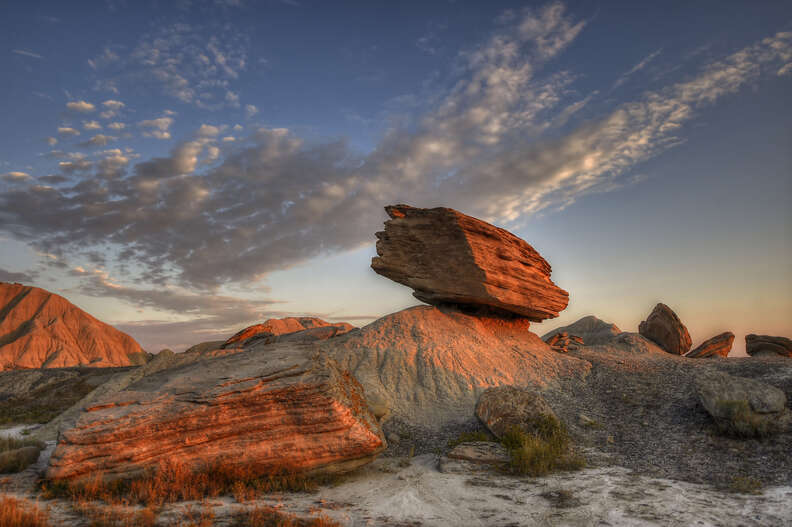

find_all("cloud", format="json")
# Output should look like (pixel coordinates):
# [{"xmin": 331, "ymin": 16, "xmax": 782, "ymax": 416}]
[
  {"xmin": 46, "ymin": 137, "xmax": 58, "ymax": 146},
  {"xmin": 107, "ymin": 122, "xmax": 126, "ymax": 130},
  {"xmin": 0, "ymin": 268, "xmax": 34, "ymax": 283},
  {"xmin": 196, "ymin": 124, "xmax": 221, "ymax": 137},
  {"xmin": 79, "ymin": 134, "xmax": 115, "ymax": 147},
  {"xmin": 83, "ymin": 120, "xmax": 103, "ymax": 130},
  {"xmin": 57, "ymin": 127, "xmax": 81, "ymax": 136},
  {"xmin": 139, "ymin": 117, "xmax": 174, "ymax": 139},
  {"xmin": 12, "ymin": 49, "xmax": 43, "ymax": 59},
  {"xmin": 0, "ymin": 6, "xmax": 789, "ymax": 299},
  {"xmin": 612, "ymin": 48, "xmax": 663, "ymax": 89},
  {"xmin": 245, "ymin": 104, "xmax": 258, "ymax": 118},
  {"xmin": 66, "ymin": 100, "xmax": 96, "ymax": 112},
  {"xmin": 102, "ymin": 99, "xmax": 125, "ymax": 110},
  {"xmin": 2, "ymin": 171, "xmax": 31, "ymax": 182}
]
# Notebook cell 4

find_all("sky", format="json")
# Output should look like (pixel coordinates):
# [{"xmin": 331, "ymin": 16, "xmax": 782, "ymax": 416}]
[{"xmin": 0, "ymin": 0, "xmax": 790, "ymax": 354}]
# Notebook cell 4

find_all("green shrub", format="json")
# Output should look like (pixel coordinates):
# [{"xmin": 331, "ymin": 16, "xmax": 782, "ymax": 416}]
[
  {"xmin": 447, "ymin": 430, "xmax": 493, "ymax": 449},
  {"xmin": 499, "ymin": 416, "xmax": 585, "ymax": 477}
]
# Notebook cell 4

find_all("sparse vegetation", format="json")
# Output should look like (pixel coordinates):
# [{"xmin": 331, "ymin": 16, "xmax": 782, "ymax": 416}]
[
  {"xmin": 500, "ymin": 415, "xmax": 585, "ymax": 477},
  {"xmin": 230, "ymin": 506, "xmax": 342, "ymax": 527},
  {"xmin": 0, "ymin": 437, "xmax": 44, "ymax": 473},
  {"xmin": 447, "ymin": 430, "xmax": 493, "ymax": 449},
  {"xmin": 540, "ymin": 488, "xmax": 578, "ymax": 508},
  {"xmin": 714, "ymin": 400, "xmax": 773, "ymax": 438},
  {"xmin": 0, "ymin": 377, "xmax": 95, "ymax": 426},
  {"xmin": 729, "ymin": 475, "xmax": 763, "ymax": 495},
  {"xmin": 0, "ymin": 496, "xmax": 51, "ymax": 527}
]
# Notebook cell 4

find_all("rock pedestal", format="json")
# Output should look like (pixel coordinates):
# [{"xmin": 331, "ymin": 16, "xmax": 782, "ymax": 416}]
[{"xmin": 638, "ymin": 303, "xmax": 692, "ymax": 355}]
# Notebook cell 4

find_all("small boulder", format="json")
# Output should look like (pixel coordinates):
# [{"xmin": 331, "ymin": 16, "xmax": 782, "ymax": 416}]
[
  {"xmin": 544, "ymin": 333, "xmax": 584, "ymax": 353},
  {"xmin": 686, "ymin": 332, "xmax": 734, "ymax": 358},
  {"xmin": 694, "ymin": 370, "xmax": 790, "ymax": 437},
  {"xmin": 476, "ymin": 386, "xmax": 557, "ymax": 439},
  {"xmin": 745, "ymin": 334, "xmax": 792, "ymax": 358},
  {"xmin": 638, "ymin": 303, "xmax": 692, "ymax": 355},
  {"xmin": 542, "ymin": 315, "xmax": 621, "ymax": 346}
]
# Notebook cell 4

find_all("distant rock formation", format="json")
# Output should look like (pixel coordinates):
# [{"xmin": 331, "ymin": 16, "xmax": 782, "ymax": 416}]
[
  {"xmin": 0, "ymin": 282, "xmax": 148, "ymax": 370},
  {"xmin": 746, "ymin": 334, "xmax": 792, "ymax": 358},
  {"xmin": 326, "ymin": 305, "xmax": 590, "ymax": 429},
  {"xmin": 47, "ymin": 342, "xmax": 385, "ymax": 482},
  {"xmin": 370, "ymin": 204, "xmax": 569, "ymax": 321},
  {"xmin": 544, "ymin": 332, "xmax": 584, "ymax": 353},
  {"xmin": 638, "ymin": 303, "xmax": 692, "ymax": 355},
  {"xmin": 222, "ymin": 317, "xmax": 354, "ymax": 349},
  {"xmin": 542, "ymin": 315, "xmax": 621, "ymax": 346},
  {"xmin": 685, "ymin": 332, "xmax": 734, "ymax": 358}
]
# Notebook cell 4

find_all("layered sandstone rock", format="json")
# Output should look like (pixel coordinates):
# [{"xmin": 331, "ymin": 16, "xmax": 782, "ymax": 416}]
[
  {"xmin": 685, "ymin": 332, "xmax": 734, "ymax": 358},
  {"xmin": 47, "ymin": 342, "xmax": 385, "ymax": 482},
  {"xmin": 0, "ymin": 282, "xmax": 148, "ymax": 370},
  {"xmin": 222, "ymin": 317, "xmax": 354, "ymax": 349},
  {"xmin": 370, "ymin": 205, "xmax": 569, "ymax": 321},
  {"xmin": 638, "ymin": 303, "xmax": 692, "ymax": 355},
  {"xmin": 542, "ymin": 315, "xmax": 621, "ymax": 346},
  {"xmin": 476, "ymin": 386, "xmax": 558, "ymax": 439},
  {"xmin": 746, "ymin": 334, "xmax": 792, "ymax": 358},
  {"xmin": 544, "ymin": 332, "xmax": 584, "ymax": 353}
]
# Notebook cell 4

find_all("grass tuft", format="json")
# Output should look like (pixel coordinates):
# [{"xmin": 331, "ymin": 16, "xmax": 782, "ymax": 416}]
[
  {"xmin": 714, "ymin": 400, "xmax": 774, "ymax": 438},
  {"xmin": 447, "ymin": 430, "xmax": 493, "ymax": 449},
  {"xmin": 499, "ymin": 415, "xmax": 585, "ymax": 477},
  {"xmin": 0, "ymin": 437, "xmax": 45, "ymax": 473},
  {"xmin": 230, "ymin": 506, "xmax": 342, "ymax": 527},
  {"xmin": 0, "ymin": 496, "xmax": 51, "ymax": 527},
  {"xmin": 729, "ymin": 475, "xmax": 763, "ymax": 495}
]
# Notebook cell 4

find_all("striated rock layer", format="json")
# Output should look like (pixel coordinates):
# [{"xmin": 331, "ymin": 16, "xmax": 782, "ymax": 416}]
[
  {"xmin": 638, "ymin": 303, "xmax": 692, "ymax": 355},
  {"xmin": 746, "ymin": 334, "xmax": 792, "ymax": 358},
  {"xmin": 686, "ymin": 332, "xmax": 734, "ymax": 358},
  {"xmin": 371, "ymin": 205, "xmax": 569, "ymax": 321},
  {"xmin": 47, "ymin": 343, "xmax": 385, "ymax": 482},
  {"xmin": 0, "ymin": 282, "xmax": 148, "ymax": 370},
  {"xmin": 222, "ymin": 317, "xmax": 354, "ymax": 349}
]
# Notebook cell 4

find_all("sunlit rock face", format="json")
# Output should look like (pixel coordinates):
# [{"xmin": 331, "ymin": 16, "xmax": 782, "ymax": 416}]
[
  {"xmin": 746, "ymin": 334, "xmax": 792, "ymax": 358},
  {"xmin": 222, "ymin": 317, "xmax": 355, "ymax": 349},
  {"xmin": 371, "ymin": 204, "xmax": 569, "ymax": 322},
  {"xmin": 638, "ymin": 303, "xmax": 692, "ymax": 355},
  {"xmin": 685, "ymin": 332, "xmax": 735, "ymax": 358},
  {"xmin": 542, "ymin": 315, "xmax": 621, "ymax": 346},
  {"xmin": 47, "ymin": 342, "xmax": 385, "ymax": 482},
  {"xmin": 0, "ymin": 282, "xmax": 148, "ymax": 370}
]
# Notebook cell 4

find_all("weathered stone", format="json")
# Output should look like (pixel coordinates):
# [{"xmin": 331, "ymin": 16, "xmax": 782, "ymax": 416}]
[
  {"xmin": 370, "ymin": 205, "xmax": 569, "ymax": 321},
  {"xmin": 222, "ymin": 317, "xmax": 354, "ymax": 349},
  {"xmin": 694, "ymin": 370, "xmax": 790, "ymax": 437},
  {"xmin": 476, "ymin": 386, "xmax": 557, "ymax": 439},
  {"xmin": 638, "ymin": 303, "xmax": 692, "ymax": 355},
  {"xmin": 447, "ymin": 442, "xmax": 510, "ymax": 465},
  {"xmin": 685, "ymin": 332, "xmax": 734, "ymax": 358},
  {"xmin": 47, "ymin": 342, "xmax": 385, "ymax": 482},
  {"xmin": 543, "ymin": 315, "xmax": 621, "ymax": 346},
  {"xmin": 0, "ymin": 282, "xmax": 148, "ymax": 370},
  {"xmin": 545, "ymin": 333, "xmax": 584, "ymax": 353},
  {"xmin": 745, "ymin": 334, "xmax": 792, "ymax": 358}
]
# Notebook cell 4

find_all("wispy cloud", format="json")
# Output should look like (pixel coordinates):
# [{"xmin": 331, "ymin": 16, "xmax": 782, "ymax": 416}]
[
  {"xmin": 12, "ymin": 49, "xmax": 43, "ymax": 59},
  {"xmin": 612, "ymin": 48, "xmax": 663, "ymax": 90},
  {"xmin": 138, "ymin": 117, "xmax": 174, "ymax": 139}
]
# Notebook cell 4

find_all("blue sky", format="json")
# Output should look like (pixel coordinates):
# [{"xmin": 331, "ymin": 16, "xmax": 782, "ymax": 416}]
[{"xmin": 0, "ymin": 0, "xmax": 789, "ymax": 353}]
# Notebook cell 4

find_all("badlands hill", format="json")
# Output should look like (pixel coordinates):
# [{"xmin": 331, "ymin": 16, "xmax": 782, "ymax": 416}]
[{"xmin": 0, "ymin": 282, "xmax": 148, "ymax": 370}]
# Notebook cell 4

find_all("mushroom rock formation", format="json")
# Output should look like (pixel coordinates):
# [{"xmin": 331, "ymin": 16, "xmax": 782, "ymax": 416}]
[
  {"xmin": 370, "ymin": 204, "xmax": 569, "ymax": 321},
  {"xmin": 685, "ymin": 332, "xmax": 735, "ymax": 358},
  {"xmin": 638, "ymin": 303, "xmax": 692, "ymax": 355},
  {"xmin": 0, "ymin": 282, "xmax": 148, "ymax": 371},
  {"xmin": 542, "ymin": 315, "xmax": 621, "ymax": 346},
  {"xmin": 746, "ymin": 334, "xmax": 792, "ymax": 358},
  {"xmin": 222, "ymin": 317, "xmax": 354, "ymax": 349},
  {"xmin": 47, "ymin": 342, "xmax": 385, "ymax": 483}
]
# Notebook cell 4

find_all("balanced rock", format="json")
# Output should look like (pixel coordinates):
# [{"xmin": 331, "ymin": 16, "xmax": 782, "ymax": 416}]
[
  {"xmin": 370, "ymin": 205, "xmax": 569, "ymax": 321},
  {"xmin": 0, "ymin": 282, "xmax": 148, "ymax": 370},
  {"xmin": 745, "ymin": 334, "xmax": 792, "ymax": 358},
  {"xmin": 542, "ymin": 315, "xmax": 621, "ymax": 346},
  {"xmin": 685, "ymin": 332, "xmax": 734, "ymax": 358},
  {"xmin": 47, "ymin": 342, "xmax": 385, "ymax": 482},
  {"xmin": 475, "ymin": 386, "xmax": 558, "ymax": 439},
  {"xmin": 638, "ymin": 303, "xmax": 692, "ymax": 355},
  {"xmin": 694, "ymin": 370, "xmax": 790, "ymax": 436},
  {"xmin": 222, "ymin": 317, "xmax": 354, "ymax": 349}
]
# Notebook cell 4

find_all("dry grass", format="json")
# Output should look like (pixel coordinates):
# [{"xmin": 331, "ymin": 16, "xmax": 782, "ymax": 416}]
[
  {"xmin": 0, "ymin": 437, "xmax": 44, "ymax": 473},
  {"xmin": 0, "ymin": 378, "xmax": 95, "ymax": 426},
  {"xmin": 447, "ymin": 430, "xmax": 494, "ymax": 449},
  {"xmin": 0, "ymin": 496, "xmax": 51, "ymax": 527},
  {"xmin": 500, "ymin": 416, "xmax": 585, "ymax": 477},
  {"xmin": 231, "ymin": 506, "xmax": 342, "ymax": 527},
  {"xmin": 714, "ymin": 400, "xmax": 774, "ymax": 438},
  {"xmin": 729, "ymin": 475, "xmax": 763, "ymax": 495}
]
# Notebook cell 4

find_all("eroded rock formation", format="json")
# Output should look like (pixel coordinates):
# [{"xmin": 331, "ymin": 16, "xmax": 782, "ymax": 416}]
[
  {"xmin": 542, "ymin": 315, "xmax": 621, "ymax": 346},
  {"xmin": 746, "ymin": 334, "xmax": 792, "ymax": 358},
  {"xmin": 544, "ymin": 332, "xmax": 584, "ymax": 353},
  {"xmin": 685, "ymin": 332, "xmax": 734, "ymax": 358},
  {"xmin": 0, "ymin": 282, "xmax": 148, "ymax": 370},
  {"xmin": 370, "ymin": 205, "xmax": 569, "ymax": 321},
  {"xmin": 222, "ymin": 317, "xmax": 354, "ymax": 349},
  {"xmin": 638, "ymin": 303, "xmax": 692, "ymax": 355},
  {"xmin": 47, "ymin": 342, "xmax": 385, "ymax": 482},
  {"xmin": 476, "ymin": 386, "xmax": 557, "ymax": 439}
]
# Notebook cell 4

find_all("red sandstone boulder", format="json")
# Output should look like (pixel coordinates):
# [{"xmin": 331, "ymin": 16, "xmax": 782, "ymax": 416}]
[
  {"xmin": 746, "ymin": 334, "xmax": 792, "ymax": 358},
  {"xmin": 0, "ymin": 282, "xmax": 148, "ymax": 370},
  {"xmin": 370, "ymin": 205, "xmax": 569, "ymax": 321},
  {"xmin": 47, "ymin": 342, "xmax": 385, "ymax": 482},
  {"xmin": 222, "ymin": 317, "xmax": 354, "ymax": 349},
  {"xmin": 638, "ymin": 303, "xmax": 692, "ymax": 355},
  {"xmin": 686, "ymin": 332, "xmax": 734, "ymax": 358}
]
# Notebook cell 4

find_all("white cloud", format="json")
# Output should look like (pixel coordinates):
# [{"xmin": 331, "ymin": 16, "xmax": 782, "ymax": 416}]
[
  {"xmin": 196, "ymin": 124, "xmax": 221, "ymax": 137},
  {"xmin": 138, "ymin": 117, "xmax": 174, "ymax": 139},
  {"xmin": 612, "ymin": 49, "xmax": 663, "ymax": 89},
  {"xmin": 245, "ymin": 104, "xmax": 258, "ymax": 118},
  {"xmin": 79, "ymin": 134, "xmax": 116, "ymax": 147},
  {"xmin": 12, "ymin": 49, "xmax": 43, "ymax": 59},
  {"xmin": 66, "ymin": 100, "xmax": 96, "ymax": 112},
  {"xmin": 46, "ymin": 137, "xmax": 58, "ymax": 146},
  {"xmin": 83, "ymin": 120, "xmax": 103, "ymax": 130},
  {"xmin": 2, "ymin": 171, "xmax": 31, "ymax": 181},
  {"xmin": 222, "ymin": 136, "xmax": 235, "ymax": 142},
  {"xmin": 102, "ymin": 100, "xmax": 125, "ymax": 110},
  {"xmin": 57, "ymin": 127, "xmax": 81, "ymax": 136},
  {"xmin": 107, "ymin": 122, "xmax": 126, "ymax": 130}
]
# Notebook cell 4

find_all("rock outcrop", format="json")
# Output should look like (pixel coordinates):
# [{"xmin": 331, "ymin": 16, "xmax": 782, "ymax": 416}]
[
  {"xmin": 685, "ymin": 332, "xmax": 734, "ymax": 358},
  {"xmin": 0, "ymin": 282, "xmax": 148, "ymax": 370},
  {"xmin": 694, "ymin": 370, "xmax": 790, "ymax": 436},
  {"xmin": 544, "ymin": 332, "xmax": 584, "ymax": 353},
  {"xmin": 638, "ymin": 303, "xmax": 692, "ymax": 355},
  {"xmin": 370, "ymin": 205, "xmax": 569, "ymax": 321},
  {"xmin": 47, "ymin": 342, "xmax": 385, "ymax": 482},
  {"xmin": 222, "ymin": 317, "xmax": 354, "ymax": 349},
  {"xmin": 326, "ymin": 305, "xmax": 590, "ymax": 429},
  {"xmin": 542, "ymin": 315, "xmax": 621, "ymax": 346},
  {"xmin": 745, "ymin": 334, "xmax": 792, "ymax": 358},
  {"xmin": 475, "ymin": 386, "xmax": 557, "ymax": 439}
]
